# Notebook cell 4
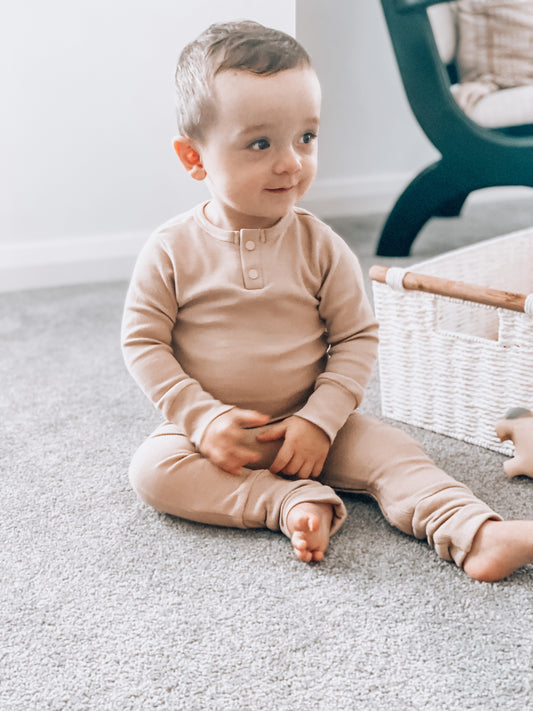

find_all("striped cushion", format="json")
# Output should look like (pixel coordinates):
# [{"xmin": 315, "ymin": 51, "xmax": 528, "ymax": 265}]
[{"xmin": 456, "ymin": 0, "xmax": 533, "ymax": 87}]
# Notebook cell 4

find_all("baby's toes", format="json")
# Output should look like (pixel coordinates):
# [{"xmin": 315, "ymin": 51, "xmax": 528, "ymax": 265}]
[{"xmin": 291, "ymin": 533, "xmax": 313, "ymax": 561}]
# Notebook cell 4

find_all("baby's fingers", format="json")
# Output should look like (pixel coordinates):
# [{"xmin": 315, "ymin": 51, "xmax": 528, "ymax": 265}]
[
  {"xmin": 235, "ymin": 410, "xmax": 271, "ymax": 428},
  {"xmin": 256, "ymin": 424, "xmax": 286, "ymax": 443},
  {"xmin": 311, "ymin": 460, "xmax": 325, "ymax": 479},
  {"xmin": 296, "ymin": 461, "xmax": 314, "ymax": 480},
  {"xmin": 217, "ymin": 446, "xmax": 260, "ymax": 476},
  {"xmin": 269, "ymin": 442, "xmax": 293, "ymax": 474}
]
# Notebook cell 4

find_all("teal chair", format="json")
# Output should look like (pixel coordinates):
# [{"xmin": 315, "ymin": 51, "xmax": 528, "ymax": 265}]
[{"xmin": 377, "ymin": 0, "xmax": 533, "ymax": 256}]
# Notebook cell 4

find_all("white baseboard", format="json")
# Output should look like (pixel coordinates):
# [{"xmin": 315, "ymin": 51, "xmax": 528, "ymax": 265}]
[
  {"xmin": 0, "ymin": 231, "xmax": 148, "ymax": 294},
  {"xmin": 1, "ymin": 175, "xmax": 405, "ymax": 294},
  {"xmin": 1, "ymin": 176, "xmax": 531, "ymax": 293},
  {"xmin": 300, "ymin": 174, "xmax": 533, "ymax": 218},
  {"xmin": 300, "ymin": 173, "xmax": 407, "ymax": 217}
]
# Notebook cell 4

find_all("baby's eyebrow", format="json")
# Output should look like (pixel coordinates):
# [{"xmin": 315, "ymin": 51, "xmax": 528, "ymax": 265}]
[
  {"xmin": 236, "ymin": 124, "xmax": 271, "ymax": 137},
  {"xmin": 236, "ymin": 117, "xmax": 320, "ymax": 138},
  {"xmin": 305, "ymin": 118, "xmax": 320, "ymax": 131}
]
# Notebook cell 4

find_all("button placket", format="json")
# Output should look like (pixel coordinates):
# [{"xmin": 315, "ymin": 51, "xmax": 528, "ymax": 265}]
[{"xmin": 240, "ymin": 229, "xmax": 264, "ymax": 289}]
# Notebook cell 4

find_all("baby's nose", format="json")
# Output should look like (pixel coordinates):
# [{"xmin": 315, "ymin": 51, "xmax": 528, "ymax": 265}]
[{"xmin": 274, "ymin": 147, "xmax": 302, "ymax": 173}]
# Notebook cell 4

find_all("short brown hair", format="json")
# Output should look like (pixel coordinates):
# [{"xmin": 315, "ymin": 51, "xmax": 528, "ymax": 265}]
[{"xmin": 174, "ymin": 21, "xmax": 311, "ymax": 140}]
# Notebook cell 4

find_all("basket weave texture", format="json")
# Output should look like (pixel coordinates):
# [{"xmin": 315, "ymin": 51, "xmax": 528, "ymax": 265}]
[{"xmin": 371, "ymin": 229, "xmax": 533, "ymax": 455}]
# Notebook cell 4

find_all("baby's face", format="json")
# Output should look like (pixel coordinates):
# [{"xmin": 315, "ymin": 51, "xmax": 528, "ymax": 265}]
[{"xmin": 197, "ymin": 66, "xmax": 321, "ymax": 230}]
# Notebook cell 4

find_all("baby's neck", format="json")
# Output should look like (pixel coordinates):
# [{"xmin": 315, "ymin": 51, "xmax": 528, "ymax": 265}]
[{"xmin": 203, "ymin": 200, "xmax": 286, "ymax": 231}]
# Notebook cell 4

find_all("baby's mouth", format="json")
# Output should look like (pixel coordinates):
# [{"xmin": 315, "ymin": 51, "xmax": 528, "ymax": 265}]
[{"xmin": 265, "ymin": 186, "xmax": 296, "ymax": 193}]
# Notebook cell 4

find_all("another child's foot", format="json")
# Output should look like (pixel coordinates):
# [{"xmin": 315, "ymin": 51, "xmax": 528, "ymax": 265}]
[
  {"xmin": 463, "ymin": 520, "xmax": 533, "ymax": 582},
  {"xmin": 286, "ymin": 502, "xmax": 333, "ymax": 562}
]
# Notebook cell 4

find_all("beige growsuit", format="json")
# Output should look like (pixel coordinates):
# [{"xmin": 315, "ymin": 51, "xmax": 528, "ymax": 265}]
[{"xmin": 122, "ymin": 203, "xmax": 499, "ymax": 566}]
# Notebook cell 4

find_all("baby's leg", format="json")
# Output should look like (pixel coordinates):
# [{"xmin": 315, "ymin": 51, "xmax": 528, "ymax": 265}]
[
  {"xmin": 321, "ymin": 413, "xmax": 525, "ymax": 580},
  {"xmin": 240, "ymin": 422, "xmax": 336, "ymax": 560},
  {"xmin": 128, "ymin": 422, "xmax": 346, "ymax": 559}
]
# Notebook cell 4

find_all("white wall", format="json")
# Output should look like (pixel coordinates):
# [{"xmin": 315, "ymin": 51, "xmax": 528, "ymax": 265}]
[
  {"xmin": 1, "ymin": 0, "xmax": 439, "ymax": 292},
  {"xmin": 296, "ymin": 0, "xmax": 437, "ymax": 215},
  {"xmin": 0, "ymin": 0, "xmax": 296, "ymax": 291}
]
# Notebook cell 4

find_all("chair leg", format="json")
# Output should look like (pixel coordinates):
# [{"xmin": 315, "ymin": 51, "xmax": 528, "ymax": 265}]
[
  {"xmin": 433, "ymin": 192, "xmax": 468, "ymax": 217},
  {"xmin": 376, "ymin": 161, "xmax": 469, "ymax": 256}
]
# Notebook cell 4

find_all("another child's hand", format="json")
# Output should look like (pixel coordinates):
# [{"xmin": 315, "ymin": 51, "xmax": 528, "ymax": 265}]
[
  {"xmin": 256, "ymin": 416, "xmax": 330, "ymax": 479},
  {"xmin": 200, "ymin": 409, "xmax": 271, "ymax": 476}
]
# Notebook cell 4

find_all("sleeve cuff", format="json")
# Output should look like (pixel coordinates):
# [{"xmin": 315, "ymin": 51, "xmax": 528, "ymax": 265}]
[
  {"xmin": 188, "ymin": 405, "xmax": 236, "ymax": 449},
  {"xmin": 293, "ymin": 382, "xmax": 357, "ymax": 443}
]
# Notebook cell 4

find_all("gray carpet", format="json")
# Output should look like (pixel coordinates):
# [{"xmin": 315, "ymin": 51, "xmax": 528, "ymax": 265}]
[{"xmin": 2, "ymin": 199, "xmax": 533, "ymax": 711}]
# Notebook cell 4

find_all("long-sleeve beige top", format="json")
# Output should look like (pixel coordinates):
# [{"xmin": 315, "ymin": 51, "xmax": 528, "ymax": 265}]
[{"xmin": 121, "ymin": 203, "xmax": 379, "ymax": 448}]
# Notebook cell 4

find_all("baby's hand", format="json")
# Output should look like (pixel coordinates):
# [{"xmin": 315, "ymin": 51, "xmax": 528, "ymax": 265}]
[
  {"xmin": 256, "ymin": 416, "xmax": 330, "ymax": 479},
  {"xmin": 200, "ymin": 409, "xmax": 271, "ymax": 476}
]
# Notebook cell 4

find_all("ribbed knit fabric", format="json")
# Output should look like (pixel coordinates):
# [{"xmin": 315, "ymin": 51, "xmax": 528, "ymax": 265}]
[{"xmin": 121, "ymin": 203, "xmax": 379, "ymax": 447}]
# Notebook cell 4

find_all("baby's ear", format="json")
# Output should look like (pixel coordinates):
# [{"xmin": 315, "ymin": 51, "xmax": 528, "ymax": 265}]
[{"xmin": 173, "ymin": 137, "xmax": 206, "ymax": 180}]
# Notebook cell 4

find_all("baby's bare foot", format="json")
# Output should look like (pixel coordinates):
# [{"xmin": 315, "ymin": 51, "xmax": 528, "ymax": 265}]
[
  {"xmin": 463, "ymin": 520, "xmax": 533, "ymax": 582},
  {"xmin": 286, "ymin": 502, "xmax": 333, "ymax": 562}
]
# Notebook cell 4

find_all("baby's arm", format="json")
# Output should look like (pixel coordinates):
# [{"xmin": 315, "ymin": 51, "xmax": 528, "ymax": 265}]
[
  {"xmin": 258, "ymin": 221, "xmax": 378, "ymax": 479},
  {"xmin": 292, "ymin": 225, "xmax": 379, "ymax": 442},
  {"xmin": 121, "ymin": 234, "xmax": 245, "ymax": 454}
]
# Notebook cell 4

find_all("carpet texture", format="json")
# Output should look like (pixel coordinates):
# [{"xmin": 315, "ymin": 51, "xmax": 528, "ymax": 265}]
[{"xmin": 2, "ymin": 199, "xmax": 533, "ymax": 711}]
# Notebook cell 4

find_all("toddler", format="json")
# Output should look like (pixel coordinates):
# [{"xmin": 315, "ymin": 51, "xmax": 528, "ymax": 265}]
[{"xmin": 122, "ymin": 20, "xmax": 533, "ymax": 580}]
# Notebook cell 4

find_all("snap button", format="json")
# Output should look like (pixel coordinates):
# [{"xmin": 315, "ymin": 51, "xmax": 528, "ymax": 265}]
[
  {"xmin": 248, "ymin": 269, "xmax": 259, "ymax": 280},
  {"xmin": 245, "ymin": 240, "xmax": 256, "ymax": 251}
]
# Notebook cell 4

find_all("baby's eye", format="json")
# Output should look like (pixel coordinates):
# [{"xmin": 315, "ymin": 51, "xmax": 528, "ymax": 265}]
[
  {"xmin": 300, "ymin": 132, "xmax": 317, "ymax": 145},
  {"xmin": 249, "ymin": 138, "xmax": 270, "ymax": 151}
]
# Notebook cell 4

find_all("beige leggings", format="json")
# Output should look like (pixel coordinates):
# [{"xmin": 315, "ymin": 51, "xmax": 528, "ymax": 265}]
[{"xmin": 129, "ymin": 412, "xmax": 500, "ymax": 567}]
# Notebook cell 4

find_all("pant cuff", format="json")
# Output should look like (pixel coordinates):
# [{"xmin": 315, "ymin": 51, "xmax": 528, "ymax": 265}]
[
  {"xmin": 436, "ymin": 511, "xmax": 503, "ymax": 567},
  {"xmin": 279, "ymin": 482, "xmax": 347, "ymax": 538}
]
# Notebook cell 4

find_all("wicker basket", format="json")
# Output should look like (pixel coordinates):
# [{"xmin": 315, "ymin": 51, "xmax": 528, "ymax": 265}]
[{"xmin": 370, "ymin": 228, "xmax": 533, "ymax": 455}]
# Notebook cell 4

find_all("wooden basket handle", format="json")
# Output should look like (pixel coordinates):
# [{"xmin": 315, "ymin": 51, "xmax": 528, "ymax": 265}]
[{"xmin": 369, "ymin": 265, "xmax": 529, "ymax": 313}]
